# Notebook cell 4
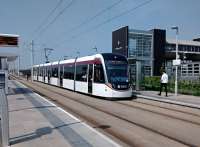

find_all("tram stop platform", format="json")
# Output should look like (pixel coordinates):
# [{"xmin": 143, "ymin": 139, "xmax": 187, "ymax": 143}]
[
  {"xmin": 7, "ymin": 80, "xmax": 120, "ymax": 147},
  {"xmin": 134, "ymin": 90, "xmax": 200, "ymax": 109}
]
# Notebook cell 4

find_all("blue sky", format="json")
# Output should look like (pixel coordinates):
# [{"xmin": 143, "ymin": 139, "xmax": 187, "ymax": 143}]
[{"xmin": 0, "ymin": 0, "xmax": 200, "ymax": 69}]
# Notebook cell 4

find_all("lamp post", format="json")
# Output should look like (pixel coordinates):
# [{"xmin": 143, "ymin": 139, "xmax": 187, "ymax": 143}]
[
  {"xmin": 171, "ymin": 26, "xmax": 179, "ymax": 96},
  {"xmin": 31, "ymin": 40, "xmax": 34, "ymax": 82}
]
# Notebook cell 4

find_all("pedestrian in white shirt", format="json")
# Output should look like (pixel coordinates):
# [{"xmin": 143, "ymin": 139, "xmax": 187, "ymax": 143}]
[{"xmin": 158, "ymin": 70, "xmax": 168, "ymax": 97}]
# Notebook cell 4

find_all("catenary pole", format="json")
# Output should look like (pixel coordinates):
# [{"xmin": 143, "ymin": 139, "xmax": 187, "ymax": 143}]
[{"xmin": 31, "ymin": 40, "xmax": 34, "ymax": 82}]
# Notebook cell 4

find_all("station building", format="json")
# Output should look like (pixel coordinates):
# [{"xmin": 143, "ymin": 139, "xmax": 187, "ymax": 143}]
[{"xmin": 112, "ymin": 26, "xmax": 200, "ymax": 82}]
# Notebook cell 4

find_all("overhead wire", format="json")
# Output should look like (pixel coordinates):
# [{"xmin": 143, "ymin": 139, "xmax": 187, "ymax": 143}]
[
  {"xmin": 54, "ymin": 0, "xmax": 153, "ymax": 47},
  {"xmin": 31, "ymin": 0, "xmax": 64, "ymax": 38},
  {"xmin": 54, "ymin": 0, "xmax": 124, "ymax": 40},
  {"xmin": 33, "ymin": 0, "xmax": 75, "ymax": 40}
]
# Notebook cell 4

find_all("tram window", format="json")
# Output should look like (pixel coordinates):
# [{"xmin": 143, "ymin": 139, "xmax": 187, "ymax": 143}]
[
  {"xmin": 36, "ymin": 67, "xmax": 39, "ymax": 76},
  {"xmin": 94, "ymin": 64, "xmax": 105, "ymax": 83},
  {"xmin": 45, "ymin": 67, "xmax": 47, "ymax": 76},
  {"xmin": 76, "ymin": 65, "xmax": 87, "ymax": 82},
  {"xmin": 40, "ymin": 67, "xmax": 42, "ymax": 76},
  {"xmin": 64, "ymin": 65, "xmax": 74, "ymax": 80},
  {"xmin": 47, "ymin": 66, "xmax": 51, "ymax": 77},
  {"xmin": 60, "ymin": 66, "xmax": 64, "ymax": 78},
  {"xmin": 43, "ymin": 67, "xmax": 45, "ymax": 76},
  {"xmin": 33, "ymin": 68, "xmax": 36, "ymax": 76},
  {"xmin": 52, "ymin": 66, "xmax": 58, "ymax": 77},
  {"xmin": 39, "ymin": 67, "xmax": 42, "ymax": 76}
]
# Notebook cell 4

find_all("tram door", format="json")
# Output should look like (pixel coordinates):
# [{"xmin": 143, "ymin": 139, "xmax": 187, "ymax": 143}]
[
  {"xmin": 88, "ymin": 64, "xmax": 93, "ymax": 94},
  {"xmin": 43, "ymin": 67, "xmax": 45, "ymax": 82},
  {"xmin": 60, "ymin": 66, "xmax": 63, "ymax": 87},
  {"xmin": 48, "ymin": 66, "xmax": 50, "ymax": 84}
]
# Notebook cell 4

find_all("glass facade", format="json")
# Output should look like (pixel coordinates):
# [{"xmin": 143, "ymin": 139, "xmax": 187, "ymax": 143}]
[{"xmin": 128, "ymin": 29, "xmax": 153, "ymax": 77}]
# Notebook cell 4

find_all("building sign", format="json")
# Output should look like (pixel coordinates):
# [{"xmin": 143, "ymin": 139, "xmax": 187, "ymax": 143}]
[
  {"xmin": 0, "ymin": 34, "xmax": 19, "ymax": 47},
  {"xmin": 112, "ymin": 26, "xmax": 128, "ymax": 57}
]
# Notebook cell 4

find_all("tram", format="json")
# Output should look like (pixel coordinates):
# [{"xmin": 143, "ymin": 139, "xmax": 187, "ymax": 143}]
[{"xmin": 33, "ymin": 53, "xmax": 132, "ymax": 98}]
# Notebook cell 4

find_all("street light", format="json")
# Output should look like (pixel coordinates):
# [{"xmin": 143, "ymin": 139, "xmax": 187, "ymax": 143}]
[{"xmin": 171, "ymin": 26, "xmax": 179, "ymax": 96}]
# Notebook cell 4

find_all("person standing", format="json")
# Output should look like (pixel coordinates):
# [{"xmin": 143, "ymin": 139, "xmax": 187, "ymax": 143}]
[{"xmin": 158, "ymin": 70, "xmax": 168, "ymax": 97}]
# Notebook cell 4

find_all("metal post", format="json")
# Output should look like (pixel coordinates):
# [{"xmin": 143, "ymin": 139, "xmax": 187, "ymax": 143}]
[
  {"xmin": 136, "ymin": 60, "xmax": 142, "ymax": 91},
  {"xmin": 18, "ymin": 55, "xmax": 20, "ymax": 77},
  {"xmin": 44, "ymin": 48, "xmax": 53, "ymax": 63},
  {"xmin": 171, "ymin": 26, "xmax": 179, "ymax": 96},
  {"xmin": 31, "ymin": 40, "xmax": 34, "ymax": 82},
  {"xmin": 175, "ymin": 28, "xmax": 179, "ymax": 96}
]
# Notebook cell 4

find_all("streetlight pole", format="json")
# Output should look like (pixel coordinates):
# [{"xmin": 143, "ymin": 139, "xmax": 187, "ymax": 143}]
[
  {"xmin": 18, "ymin": 55, "xmax": 20, "ymax": 77},
  {"xmin": 44, "ymin": 48, "xmax": 54, "ymax": 63},
  {"xmin": 31, "ymin": 40, "xmax": 34, "ymax": 82},
  {"xmin": 171, "ymin": 26, "xmax": 179, "ymax": 96}
]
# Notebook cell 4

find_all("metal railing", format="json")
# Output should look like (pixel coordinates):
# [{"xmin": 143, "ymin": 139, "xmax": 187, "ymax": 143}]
[
  {"xmin": 0, "ymin": 89, "xmax": 9, "ymax": 147},
  {"xmin": 0, "ymin": 71, "xmax": 9, "ymax": 147}
]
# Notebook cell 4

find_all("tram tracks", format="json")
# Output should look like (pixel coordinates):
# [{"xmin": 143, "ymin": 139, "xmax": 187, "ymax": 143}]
[
  {"xmin": 130, "ymin": 100, "xmax": 200, "ymax": 117},
  {"xmin": 30, "ymin": 80, "xmax": 200, "ymax": 128},
  {"xmin": 27, "ymin": 83, "xmax": 197, "ymax": 147},
  {"xmin": 115, "ymin": 101, "xmax": 200, "ymax": 126},
  {"xmin": 12, "ymin": 78, "xmax": 200, "ymax": 147}
]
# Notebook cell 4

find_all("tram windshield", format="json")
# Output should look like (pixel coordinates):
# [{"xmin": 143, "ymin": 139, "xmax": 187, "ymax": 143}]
[
  {"xmin": 103, "ymin": 53, "xmax": 129, "ymax": 90},
  {"xmin": 106, "ymin": 61, "xmax": 128, "ymax": 83}
]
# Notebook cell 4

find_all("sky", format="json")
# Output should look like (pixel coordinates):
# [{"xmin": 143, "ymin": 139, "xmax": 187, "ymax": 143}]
[{"xmin": 0, "ymin": 0, "xmax": 200, "ymax": 69}]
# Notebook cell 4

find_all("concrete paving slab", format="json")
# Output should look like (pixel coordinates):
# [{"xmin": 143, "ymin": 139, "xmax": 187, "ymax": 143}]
[{"xmin": 8, "ymin": 80, "xmax": 121, "ymax": 147}]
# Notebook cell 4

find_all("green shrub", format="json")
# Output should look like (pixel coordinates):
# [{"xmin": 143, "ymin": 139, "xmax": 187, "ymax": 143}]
[{"xmin": 142, "ymin": 76, "xmax": 200, "ymax": 96}]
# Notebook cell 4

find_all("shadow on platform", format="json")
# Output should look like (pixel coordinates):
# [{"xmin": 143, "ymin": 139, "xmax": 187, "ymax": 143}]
[
  {"xmin": 10, "ymin": 122, "xmax": 81, "ymax": 145},
  {"xmin": 9, "ymin": 105, "xmax": 56, "ymax": 112},
  {"xmin": 8, "ymin": 87, "xmax": 33, "ymax": 95}
]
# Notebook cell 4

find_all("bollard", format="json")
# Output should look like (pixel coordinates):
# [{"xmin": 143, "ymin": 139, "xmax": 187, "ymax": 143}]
[{"xmin": 0, "ymin": 89, "xmax": 9, "ymax": 147}]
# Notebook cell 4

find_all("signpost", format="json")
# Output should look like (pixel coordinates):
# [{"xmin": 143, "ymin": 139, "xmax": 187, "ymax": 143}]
[{"xmin": 173, "ymin": 59, "xmax": 181, "ymax": 66}]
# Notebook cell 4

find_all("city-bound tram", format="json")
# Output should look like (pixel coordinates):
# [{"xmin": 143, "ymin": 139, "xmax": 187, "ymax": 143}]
[{"xmin": 33, "ymin": 53, "xmax": 132, "ymax": 98}]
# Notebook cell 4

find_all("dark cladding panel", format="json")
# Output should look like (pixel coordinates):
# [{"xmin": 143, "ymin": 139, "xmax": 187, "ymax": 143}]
[
  {"xmin": 153, "ymin": 29, "xmax": 166, "ymax": 76},
  {"xmin": 112, "ymin": 26, "xmax": 128, "ymax": 57}
]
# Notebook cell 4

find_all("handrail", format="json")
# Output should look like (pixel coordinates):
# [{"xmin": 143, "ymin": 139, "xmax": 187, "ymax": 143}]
[{"xmin": 0, "ymin": 88, "xmax": 9, "ymax": 147}]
